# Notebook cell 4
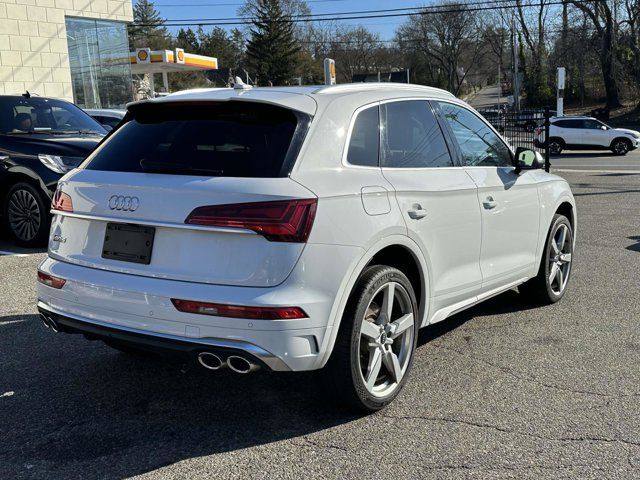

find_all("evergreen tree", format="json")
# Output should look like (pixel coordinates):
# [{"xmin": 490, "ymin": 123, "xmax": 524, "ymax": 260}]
[
  {"xmin": 175, "ymin": 28, "xmax": 200, "ymax": 53},
  {"xmin": 246, "ymin": 0, "xmax": 300, "ymax": 85},
  {"xmin": 128, "ymin": 0, "xmax": 170, "ymax": 49}
]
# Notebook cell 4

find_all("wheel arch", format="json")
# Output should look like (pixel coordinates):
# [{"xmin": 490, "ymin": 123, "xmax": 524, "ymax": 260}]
[
  {"xmin": 316, "ymin": 235, "xmax": 432, "ymax": 369},
  {"xmin": 610, "ymin": 136, "xmax": 632, "ymax": 148},
  {"xmin": 555, "ymin": 200, "xmax": 575, "ymax": 232}
]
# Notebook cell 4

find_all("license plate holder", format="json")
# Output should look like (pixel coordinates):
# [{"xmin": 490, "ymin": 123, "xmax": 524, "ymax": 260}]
[{"xmin": 102, "ymin": 223, "xmax": 155, "ymax": 265}]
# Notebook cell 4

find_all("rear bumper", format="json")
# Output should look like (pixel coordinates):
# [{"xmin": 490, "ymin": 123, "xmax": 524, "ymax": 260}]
[
  {"xmin": 37, "ymin": 242, "xmax": 364, "ymax": 371},
  {"xmin": 37, "ymin": 302, "xmax": 286, "ymax": 370}
]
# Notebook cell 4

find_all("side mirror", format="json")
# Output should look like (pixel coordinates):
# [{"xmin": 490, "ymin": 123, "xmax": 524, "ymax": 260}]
[
  {"xmin": 514, "ymin": 147, "xmax": 543, "ymax": 174},
  {"xmin": 600, "ymin": 125, "xmax": 607, "ymax": 130}
]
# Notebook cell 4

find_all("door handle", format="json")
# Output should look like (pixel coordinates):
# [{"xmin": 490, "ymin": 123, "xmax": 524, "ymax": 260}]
[
  {"xmin": 408, "ymin": 205, "xmax": 428, "ymax": 219},
  {"xmin": 483, "ymin": 196, "xmax": 498, "ymax": 209}
]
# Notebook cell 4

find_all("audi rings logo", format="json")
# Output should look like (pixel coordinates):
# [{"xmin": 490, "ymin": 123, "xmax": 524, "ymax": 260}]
[{"xmin": 108, "ymin": 195, "xmax": 140, "ymax": 212}]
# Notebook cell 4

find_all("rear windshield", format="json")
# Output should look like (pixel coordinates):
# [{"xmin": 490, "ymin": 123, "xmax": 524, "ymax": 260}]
[{"xmin": 83, "ymin": 102, "xmax": 310, "ymax": 177}]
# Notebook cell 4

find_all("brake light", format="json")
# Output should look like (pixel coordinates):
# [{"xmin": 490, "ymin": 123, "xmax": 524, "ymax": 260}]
[
  {"xmin": 37, "ymin": 271, "xmax": 66, "ymax": 289},
  {"xmin": 185, "ymin": 199, "xmax": 317, "ymax": 243},
  {"xmin": 52, "ymin": 187, "xmax": 73, "ymax": 212},
  {"xmin": 171, "ymin": 299, "xmax": 307, "ymax": 320}
]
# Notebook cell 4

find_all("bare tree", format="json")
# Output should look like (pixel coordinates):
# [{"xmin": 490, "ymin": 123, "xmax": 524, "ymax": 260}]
[
  {"xmin": 567, "ymin": 0, "xmax": 622, "ymax": 107},
  {"xmin": 397, "ymin": 3, "xmax": 487, "ymax": 95}
]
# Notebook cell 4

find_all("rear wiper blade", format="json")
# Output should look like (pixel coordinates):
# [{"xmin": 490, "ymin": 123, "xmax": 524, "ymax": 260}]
[
  {"xmin": 140, "ymin": 159, "xmax": 186, "ymax": 172},
  {"xmin": 139, "ymin": 159, "xmax": 224, "ymax": 175}
]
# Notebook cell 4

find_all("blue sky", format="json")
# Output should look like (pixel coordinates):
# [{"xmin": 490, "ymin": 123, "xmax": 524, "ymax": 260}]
[{"xmin": 151, "ymin": 0, "xmax": 424, "ymax": 41}]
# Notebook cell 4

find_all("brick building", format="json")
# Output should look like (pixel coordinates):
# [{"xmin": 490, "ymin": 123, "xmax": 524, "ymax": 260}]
[{"xmin": 0, "ymin": 0, "xmax": 133, "ymax": 108}]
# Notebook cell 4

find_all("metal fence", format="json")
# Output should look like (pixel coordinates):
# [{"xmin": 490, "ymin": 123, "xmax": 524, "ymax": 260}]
[{"xmin": 478, "ymin": 107, "xmax": 552, "ymax": 171}]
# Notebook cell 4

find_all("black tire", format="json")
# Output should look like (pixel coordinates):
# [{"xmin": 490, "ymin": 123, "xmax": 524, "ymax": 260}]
[
  {"xmin": 324, "ymin": 265, "xmax": 418, "ymax": 412},
  {"xmin": 3, "ymin": 182, "xmax": 51, "ymax": 247},
  {"xmin": 519, "ymin": 214, "xmax": 574, "ymax": 305},
  {"xmin": 548, "ymin": 138, "xmax": 564, "ymax": 156},
  {"xmin": 611, "ymin": 138, "xmax": 631, "ymax": 156}
]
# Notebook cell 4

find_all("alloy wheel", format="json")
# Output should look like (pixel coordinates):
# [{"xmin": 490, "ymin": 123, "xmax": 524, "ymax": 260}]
[
  {"xmin": 548, "ymin": 223, "xmax": 572, "ymax": 295},
  {"xmin": 358, "ymin": 281, "xmax": 415, "ymax": 398},
  {"xmin": 614, "ymin": 141, "xmax": 629, "ymax": 155},
  {"xmin": 549, "ymin": 141, "xmax": 562, "ymax": 155},
  {"xmin": 8, "ymin": 188, "xmax": 41, "ymax": 243}
]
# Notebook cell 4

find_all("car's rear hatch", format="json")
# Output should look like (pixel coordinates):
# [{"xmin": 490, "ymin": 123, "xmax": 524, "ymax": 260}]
[{"xmin": 49, "ymin": 100, "xmax": 316, "ymax": 287}]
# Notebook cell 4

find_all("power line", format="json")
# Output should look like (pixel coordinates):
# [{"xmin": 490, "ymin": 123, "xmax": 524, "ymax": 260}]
[
  {"xmin": 134, "ymin": 0, "xmax": 601, "ymax": 27},
  {"xmin": 133, "ymin": 25, "xmax": 600, "ymax": 43},
  {"xmin": 155, "ymin": 0, "xmax": 348, "ymax": 6}
]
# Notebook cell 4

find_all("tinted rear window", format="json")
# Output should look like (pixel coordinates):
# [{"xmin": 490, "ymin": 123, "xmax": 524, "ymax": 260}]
[{"xmin": 84, "ymin": 102, "xmax": 309, "ymax": 177}]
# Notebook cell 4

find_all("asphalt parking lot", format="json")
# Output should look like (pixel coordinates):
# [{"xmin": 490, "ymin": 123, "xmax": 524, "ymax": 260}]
[{"xmin": 1, "ymin": 150, "xmax": 639, "ymax": 479}]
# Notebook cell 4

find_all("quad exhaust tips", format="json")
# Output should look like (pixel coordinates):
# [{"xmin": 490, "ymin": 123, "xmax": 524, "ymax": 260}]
[
  {"xmin": 226, "ymin": 355, "xmax": 260, "ymax": 374},
  {"xmin": 197, "ymin": 352, "xmax": 224, "ymax": 370},
  {"xmin": 197, "ymin": 352, "xmax": 260, "ymax": 373},
  {"xmin": 40, "ymin": 313, "xmax": 59, "ymax": 333}
]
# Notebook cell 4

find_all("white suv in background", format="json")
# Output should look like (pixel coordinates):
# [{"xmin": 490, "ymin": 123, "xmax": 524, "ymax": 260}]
[
  {"xmin": 535, "ymin": 116, "xmax": 640, "ymax": 155},
  {"xmin": 37, "ymin": 84, "xmax": 576, "ymax": 411}
]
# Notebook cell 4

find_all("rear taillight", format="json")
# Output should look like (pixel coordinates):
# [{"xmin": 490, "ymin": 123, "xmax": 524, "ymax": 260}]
[
  {"xmin": 52, "ymin": 187, "xmax": 73, "ymax": 212},
  {"xmin": 185, "ymin": 199, "xmax": 317, "ymax": 243},
  {"xmin": 171, "ymin": 299, "xmax": 307, "ymax": 320},
  {"xmin": 37, "ymin": 271, "xmax": 66, "ymax": 289}
]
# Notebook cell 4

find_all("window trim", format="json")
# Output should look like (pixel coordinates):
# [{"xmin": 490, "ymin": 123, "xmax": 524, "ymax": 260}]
[{"xmin": 434, "ymin": 100, "xmax": 515, "ymax": 169}]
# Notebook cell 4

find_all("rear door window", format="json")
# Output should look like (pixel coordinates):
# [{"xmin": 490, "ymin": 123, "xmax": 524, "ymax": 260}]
[
  {"xmin": 83, "ymin": 102, "xmax": 310, "ymax": 178},
  {"xmin": 380, "ymin": 100, "xmax": 452, "ymax": 168}
]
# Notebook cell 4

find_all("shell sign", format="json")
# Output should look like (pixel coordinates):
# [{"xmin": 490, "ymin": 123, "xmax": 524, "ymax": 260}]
[
  {"xmin": 136, "ymin": 48, "xmax": 151, "ymax": 64},
  {"xmin": 175, "ymin": 48, "xmax": 185, "ymax": 64}
]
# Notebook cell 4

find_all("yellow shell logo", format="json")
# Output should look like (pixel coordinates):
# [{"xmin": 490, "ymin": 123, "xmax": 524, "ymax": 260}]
[
  {"xmin": 177, "ymin": 51, "xmax": 184, "ymax": 61},
  {"xmin": 138, "ymin": 50, "xmax": 148, "ymax": 61}
]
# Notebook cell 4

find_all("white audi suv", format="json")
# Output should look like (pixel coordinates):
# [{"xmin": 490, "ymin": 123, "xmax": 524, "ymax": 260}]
[{"xmin": 37, "ymin": 83, "xmax": 576, "ymax": 410}]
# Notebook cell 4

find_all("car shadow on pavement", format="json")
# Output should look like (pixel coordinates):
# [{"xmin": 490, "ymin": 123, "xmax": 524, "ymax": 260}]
[
  {"xmin": 417, "ymin": 289, "xmax": 535, "ymax": 347},
  {"xmin": 0, "ymin": 314, "xmax": 361, "ymax": 478},
  {"xmin": 626, "ymin": 236, "xmax": 640, "ymax": 252},
  {"xmin": 0, "ymin": 290, "xmax": 534, "ymax": 478}
]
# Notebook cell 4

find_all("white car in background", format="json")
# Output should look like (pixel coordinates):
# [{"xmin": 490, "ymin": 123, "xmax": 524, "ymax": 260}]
[
  {"xmin": 83, "ymin": 108, "xmax": 126, "ymax": 130},
  {"xmin": 535, "ymin": 116, "xmax": 640, "ymax": 155},
  {"xmin": 37, "ymin": 84, "xmax": 576, "ymax": 411}
]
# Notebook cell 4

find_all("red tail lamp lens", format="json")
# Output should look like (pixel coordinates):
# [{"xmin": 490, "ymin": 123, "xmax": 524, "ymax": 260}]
[
  {"xmin": 37, "ymin": 271, "xmax": 66, "ymax": 289},
  {"xmin": 52, "ymin": 188, "xmax": 73, "ymax": 212},
  {"xmin": 185, "ymin": 199, "xmax": 317, "ymax": 243},
  {"xmin": 171, "ymin": 299, "xmax": 307, "ymax": 320}
]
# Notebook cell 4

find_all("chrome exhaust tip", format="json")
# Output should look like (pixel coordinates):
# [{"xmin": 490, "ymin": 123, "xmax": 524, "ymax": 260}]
[
  {"xmin": 197, "ymin": 352, "xmax": 224, "ymax": 370},
  {"xmin": 227, "ymin": 355, "xmax": 260, "ymax": 374},
  {"xmin": 40, "ymin": 313, "xmax": 59, "ymax": 332}
]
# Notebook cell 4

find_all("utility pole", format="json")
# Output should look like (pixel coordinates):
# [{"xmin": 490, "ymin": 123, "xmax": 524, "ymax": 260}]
[
  {"xmin": 497, "ymin": 62, "xmax": 501, "ymax": 105},
  {"xmin": 512, "ymin": 20, "xmax": 520, "ymax": 112}
]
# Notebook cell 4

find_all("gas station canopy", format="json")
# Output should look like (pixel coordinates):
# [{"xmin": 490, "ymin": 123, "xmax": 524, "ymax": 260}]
[
  {"xmin": 130, "ymin": 48, "xmax": 218, "ymax": 94},
  {"xmin": 130, "ymin": 48, "xmax": 218, "ymax": 73}
]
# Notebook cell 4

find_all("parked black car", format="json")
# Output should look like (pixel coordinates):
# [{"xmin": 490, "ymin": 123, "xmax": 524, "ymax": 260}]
[{"xmin": 0, "ymin": 94, "xmax": 106, "ymax": 246}]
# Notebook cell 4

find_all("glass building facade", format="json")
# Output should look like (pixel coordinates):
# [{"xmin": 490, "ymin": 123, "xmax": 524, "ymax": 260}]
[{"xmin": 65, "ymin": 17, "xmax": 133, "ymax": 109}]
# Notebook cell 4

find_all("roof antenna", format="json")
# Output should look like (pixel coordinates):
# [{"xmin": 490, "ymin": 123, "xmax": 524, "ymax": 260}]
[
  {"xmin": 232, "ymin": 76, "xmax": 252, "ymax": 90},
  {"xmin": 23, "ymin": 91, "xmax": 31, "ymax": 99}
]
